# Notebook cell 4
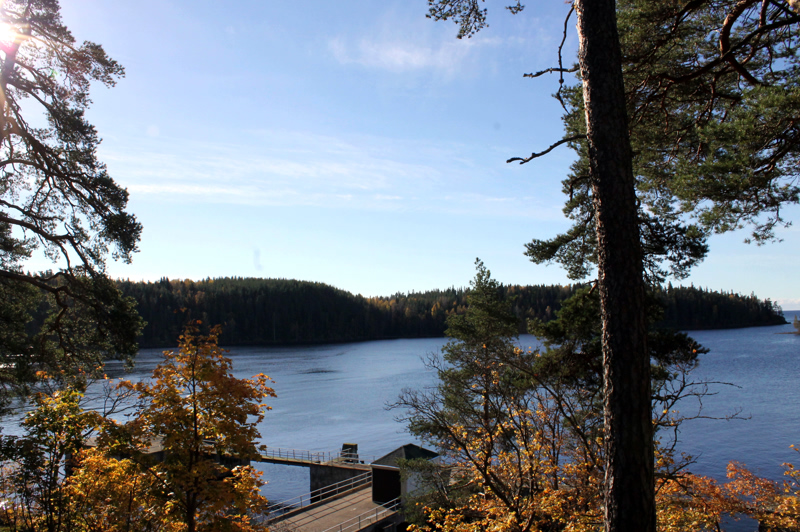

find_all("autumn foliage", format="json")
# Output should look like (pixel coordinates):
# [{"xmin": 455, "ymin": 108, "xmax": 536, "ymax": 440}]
[
  {"xmin": 117, "ymin": 323, "xmax": 275, "ymax": 531},
  {"xmin": 398, "ymin": 262, "xmax": 800, "ymax": 532},
  {"xmin": 0, "ymin": 323, "xmax": 275, "ymax": 532}
]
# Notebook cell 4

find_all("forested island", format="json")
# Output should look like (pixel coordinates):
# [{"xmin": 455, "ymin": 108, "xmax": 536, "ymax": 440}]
[{"xmin": 117, "ymin": 278, "xmax": 787, "ymax": 348}]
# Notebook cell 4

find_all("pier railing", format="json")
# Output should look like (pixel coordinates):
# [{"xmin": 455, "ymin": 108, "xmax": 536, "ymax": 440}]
[
  {"xmin": 319, "ymin": 497, "xmax": 401, "ymax": 532},
  {"xmin": 260, "ymin": 447, "xmax": 330, "ymax": 463},
  {"xmin": 259, "ymin": 446, "xmax": 376, "ymax": 464},
  {"xmin": 265, "ymin": 470, "xmax": 373, "ymax": 520}
]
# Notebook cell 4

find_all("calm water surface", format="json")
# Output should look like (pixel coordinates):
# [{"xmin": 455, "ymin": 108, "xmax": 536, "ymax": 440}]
[
  {"xmin": 69, "ymin": 311, "xmax": 800, "ymax": 528},
  {"xmin": 102, "ymin": 337, "xmax": 454, "ymax": 502},
  {"xmin": 677, "ymin": 311, "xmax": 800, "ymax": 481}
]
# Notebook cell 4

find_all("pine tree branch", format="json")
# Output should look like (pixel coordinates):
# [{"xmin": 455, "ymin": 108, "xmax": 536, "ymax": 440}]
[
  {"xmin": 507, "ymin": 135, "xmax": 585, "ymax": 165},
  {"xmin": 523, "ymin": 5, "xmax": 577, "ymax": 113}
]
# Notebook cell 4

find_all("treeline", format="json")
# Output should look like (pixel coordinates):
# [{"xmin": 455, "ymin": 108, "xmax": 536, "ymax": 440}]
[
  {"xmin": 656, "ymin": 284, "xmax": 787, "ymax": 330},
  {"xmin": 116, "ymin": 278, "xmax": 787, "ymax": 348}
]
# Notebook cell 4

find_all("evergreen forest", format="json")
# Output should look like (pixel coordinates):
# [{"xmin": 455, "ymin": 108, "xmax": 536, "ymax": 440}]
[{"xmin": 117, "ymin": 277, "xmax": 787, "ymax": 348}]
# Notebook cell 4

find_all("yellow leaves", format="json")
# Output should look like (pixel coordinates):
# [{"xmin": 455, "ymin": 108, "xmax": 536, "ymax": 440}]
[
  {"xmin": 656, "ymin": 473, "xmax": 729, "ymax": 532},
  {"xmin": 64, "ymin": 448, "xmax": 178, "ymax": 532},
  {"xmin": 56, "ymin": 322, "xmax": 275, "ymax": 531}
]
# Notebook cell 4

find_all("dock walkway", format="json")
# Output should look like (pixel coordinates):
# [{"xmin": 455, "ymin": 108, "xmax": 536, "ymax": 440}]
[
  {"xmin": 261, "ymin": 443, "xmax": 430, "ymax": 532},
  {"xmin": 271, "ymin": 487, "xmax": 393, "ymax": 532}
]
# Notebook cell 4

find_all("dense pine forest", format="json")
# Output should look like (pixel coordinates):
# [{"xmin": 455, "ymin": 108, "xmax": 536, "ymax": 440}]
[
  {"xmin": 117, "ymin": 278, "xmax": 787, "ymax": 348},
  {"xmin": 655, "ymin": 284, "xmax": 788, "ymax": 331}
]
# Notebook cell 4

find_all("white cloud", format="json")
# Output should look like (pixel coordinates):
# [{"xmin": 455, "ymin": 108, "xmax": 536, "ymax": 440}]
[
  {"xmin": 328, "ymin": 35, "xmax": 475, "ymax": 74},
  {"xmin": 324, "ymin": 6, "xmax": 514, "ymax": 77},
  {"xmin": 324, "ymin": 5, "xmax": 565, "ymax": 77}
]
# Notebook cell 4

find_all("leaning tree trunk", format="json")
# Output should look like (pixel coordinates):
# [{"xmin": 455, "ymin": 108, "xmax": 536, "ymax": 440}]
[{"xmin": 574, "ymin": 1, "xmax": 655, "ymax": 531}]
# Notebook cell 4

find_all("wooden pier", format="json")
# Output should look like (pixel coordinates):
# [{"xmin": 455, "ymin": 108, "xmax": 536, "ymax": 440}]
[
  {"xmin": 257, "ymin": 446, "xmax": 372, "ymax": 469},
  {"xmin": 271, "ymin": 488, "xmax": 400, "ymax": 532},
  {"xmin": 258, "ymin": 443, "xmax": 435, "ymax": 532}
]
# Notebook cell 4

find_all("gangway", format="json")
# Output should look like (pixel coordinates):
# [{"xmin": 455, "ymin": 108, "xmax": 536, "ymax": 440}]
[
  {"xmin": 259, "ymin": 443, "xmax": 438, "ymax": 531},
  {"xmin": 265, "ymin": 471, "xmax": 372, "ymax": 521},
  {"xmin": 319, "ymin": 498, "xmax": 401, "ymax": 532},
  {"xmin": 268, "ymin": 489, "xmax": 399, "ymax": 532}
]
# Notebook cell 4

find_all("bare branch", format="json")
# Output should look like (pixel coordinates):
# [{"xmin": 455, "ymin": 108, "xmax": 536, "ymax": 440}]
[
  {"xmin": 523, "ymin": 5, "xmax": 577, "ymax": 113},
  {"xmin": 507, "ymin": 135, "xmax": 585, "ymax": 164},
  {"xmin": 523, "ymin": 66, "xmax": 578, "ymax": 79}
]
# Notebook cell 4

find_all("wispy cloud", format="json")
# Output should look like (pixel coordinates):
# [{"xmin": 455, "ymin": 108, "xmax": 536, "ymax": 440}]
[
  {"xmin": 328, "ymin": 35, "xmax": 478, "ymax": 74},
  {"xmin": 324, "ymin": 4, "xmax": 567, "ymax": 77},
  {"xmin": 324, "ymin": 7, "xmax": 509, "ymax": 76},
  {"xmin": 100, "ymin": 128, "xmax": 566, "ymax": 221}
]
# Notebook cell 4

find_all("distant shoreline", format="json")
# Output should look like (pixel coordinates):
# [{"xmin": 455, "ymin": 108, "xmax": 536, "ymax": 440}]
[
  {"xmin": 119, "ymin": 278, "xmax": 788, "ymax": 349},
  {"xmin": 137, "ymin": 319, "xmax": 794, "ymax": 350}
]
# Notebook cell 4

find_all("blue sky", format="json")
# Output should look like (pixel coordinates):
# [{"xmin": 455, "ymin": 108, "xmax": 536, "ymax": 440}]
[{"xmin": 52, "ymin": 0, "xmax": 800, "ymax": 309}]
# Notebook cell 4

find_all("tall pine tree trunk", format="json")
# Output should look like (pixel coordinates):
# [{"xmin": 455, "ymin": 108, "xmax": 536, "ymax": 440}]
[{"xmin": 574, "ymin": 1, "xmax": 654, "ymax": 530}]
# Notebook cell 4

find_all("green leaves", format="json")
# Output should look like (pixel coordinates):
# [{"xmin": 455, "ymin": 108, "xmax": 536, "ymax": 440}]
[
  {"xmin": 529, "ymin": 0, "xmax": 800, "ymax": 280},
  {"xmin": 444, "ymin": 259, "xmax": 518, "ymax": 351},
  {"xmin": 0, "ymin": 388, "xmax": 103, "ymax": 531}
]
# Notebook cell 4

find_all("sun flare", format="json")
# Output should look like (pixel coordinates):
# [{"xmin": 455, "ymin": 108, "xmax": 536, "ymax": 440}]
[{"xmin": 0, "ymin": 21, "xmax": 20, "ymax": 45}]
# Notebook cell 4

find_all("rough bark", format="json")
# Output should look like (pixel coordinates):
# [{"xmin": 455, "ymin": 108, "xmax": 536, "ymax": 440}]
[{"xmin": 574, "ymin": 1, "xmax": 654, "ymax": 531}]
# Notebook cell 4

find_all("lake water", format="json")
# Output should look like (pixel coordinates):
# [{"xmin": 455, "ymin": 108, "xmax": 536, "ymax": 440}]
[
  {"xmin": 48, "ymin": 311, "xmax": 800, "ymax": 529},
  {"xmin": 675, "ymin": 311, "xmax": 800, "ymax": 482}
]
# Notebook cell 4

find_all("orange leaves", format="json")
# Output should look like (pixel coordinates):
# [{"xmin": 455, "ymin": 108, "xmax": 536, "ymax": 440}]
[
  {"xmin": 55, "ymin": 321, "xmax": 276, "ymax": 532},
  {"xmin": 652, "ymin": 454, "xmax": 800, "ymax": 532},
  {"xmin": 117, "ymin": 322, "xmax": 274, "ymax": 530},
  {"xmin": 131, "ymin": 321, "xmax": 275, "ymax": 458},
  {"xmin": 723, "ymin": 460, "xmax": 800, "ymax": 530}
]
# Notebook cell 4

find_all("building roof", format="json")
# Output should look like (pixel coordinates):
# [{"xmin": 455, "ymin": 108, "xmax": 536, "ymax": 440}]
[{"xmin": 373, "ymin": 443, "xmax": 438, "ymax": 467}]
